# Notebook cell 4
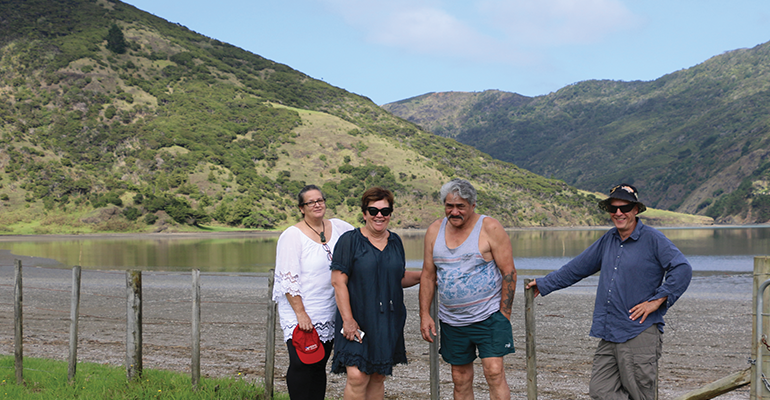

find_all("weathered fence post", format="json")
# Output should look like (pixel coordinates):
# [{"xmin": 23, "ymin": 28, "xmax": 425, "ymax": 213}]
[
  {"xmin": 524, "ymin": 278, "xmax": 538, "ymax": 400},
  {"xmin": 191, "ymin": 269, "xmax": 201, "ymax": 387},
  {"xmin": 14, "ymin": 259, "xmax": 23, "ymax": 385},
  {"xmin": 754, "ymin": 256, "xmax": 770, "ymax": 400},
  {"xmin": 430, "ymin": 290, "xmax": 440, "ymax": 400},
  {"xmin": 265, "ymin": 269, "xmax": 277, "ymax": 400},
  {"xmin": 126, "ymin": 270, "xmax": 142, "ymax": 380},
  {"xmin": 672, "ymin": 367, "xmax": 751, "ymax": 400},
  {"xmin": 68, "ymin": 266, "xmax": 82, "ymax": 382}
]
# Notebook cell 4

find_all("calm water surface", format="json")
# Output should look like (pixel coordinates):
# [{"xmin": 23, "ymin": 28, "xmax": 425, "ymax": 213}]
[{"xmin": 1, "ymin": 225, "xmax": 769, "ymax": 273}]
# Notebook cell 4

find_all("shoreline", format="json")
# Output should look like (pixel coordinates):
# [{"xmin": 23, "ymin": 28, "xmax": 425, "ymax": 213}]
[
  {"xmin": 1, "ymin": 221, "xmax": 767, "ymax": 242},
  {"xmin": 0, "ymin": 230, "xmax": 283, "ymax": 241}
]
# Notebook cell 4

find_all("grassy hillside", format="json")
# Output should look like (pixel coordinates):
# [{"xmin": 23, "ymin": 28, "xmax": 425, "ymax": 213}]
[
  {"xmin": 383, "ymin": 43, "xmax": 770, "ymax": 224},
  {"xmin": 0, "ymin": 0, "xmax": 620, "ymax": 234}
]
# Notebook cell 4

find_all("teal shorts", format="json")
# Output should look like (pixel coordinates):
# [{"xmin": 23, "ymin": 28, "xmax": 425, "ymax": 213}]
[{"xmin": 439, "ymin": 311, "xmax": 515, "ymax": 365}]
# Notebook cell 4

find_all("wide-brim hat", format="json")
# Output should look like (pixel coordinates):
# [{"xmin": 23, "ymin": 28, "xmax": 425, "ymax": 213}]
[
  {"xmin": 292, "ymin": 325, "xmax": 325, "ymax": 364},
  {"xmin": 598, "ymin": 183, "xmax": 646, "ymax": 214}
]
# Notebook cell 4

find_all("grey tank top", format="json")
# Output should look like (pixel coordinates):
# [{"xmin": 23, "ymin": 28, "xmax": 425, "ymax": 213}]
[{"xmin": 433, "ymin": 215, "xmax": 502, "ymax": 326}]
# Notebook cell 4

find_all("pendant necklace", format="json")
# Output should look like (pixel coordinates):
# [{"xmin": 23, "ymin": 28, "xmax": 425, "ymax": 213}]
[{"xmin": 304, "ymin": 220, "xmax": 327, "ymax": 243}]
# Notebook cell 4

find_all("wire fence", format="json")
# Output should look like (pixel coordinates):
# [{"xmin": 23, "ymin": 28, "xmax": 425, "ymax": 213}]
[
  {"xmin": 0, "ymin": 262, "xmax": 757, "ymax": 400},
  {"xmin": 0, "ymin": 264, "xmax": 275, "ymax": 380},
  {"xmin": 0, "ymin": 263, "xmax": 446, "ymax": 399}
]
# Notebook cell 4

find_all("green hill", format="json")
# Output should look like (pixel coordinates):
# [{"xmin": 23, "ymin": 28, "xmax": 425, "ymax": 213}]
[
  {"xmin": 383, "ymin": 43, "xmax": 770, "ymax": 224},
  {"xmin": 0, "ymin": 0, "xmax": 627, "ymax": 234}
]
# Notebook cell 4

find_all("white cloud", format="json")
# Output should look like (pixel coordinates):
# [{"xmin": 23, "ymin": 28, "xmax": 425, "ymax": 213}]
[
  {"xmin": 478, "ymin": 0, "xmax": 643, "ymax": 46},
  {"xmin": 317, "ymin": 0, "xmax": 641, "ymax": 65},
  {"xmin": 371, "ymin": 7, "xmax": 476, "ymax": 51},
  {"xmin": 319, "ymin": 0, "xmax": 495, "ymax": 56}
]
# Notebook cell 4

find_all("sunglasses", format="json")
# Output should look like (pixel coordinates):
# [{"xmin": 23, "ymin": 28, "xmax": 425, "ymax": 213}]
[
  {"xmin": 607, "ymin": 203, "xmax": 636, "ymax": 214},
  {"xmin": 367, "ymin": 207, "xmax": 393, "ymax": 217},
  {"xmin": 322, "ymin": 243, "xmax": 332, "ymax": 261}
]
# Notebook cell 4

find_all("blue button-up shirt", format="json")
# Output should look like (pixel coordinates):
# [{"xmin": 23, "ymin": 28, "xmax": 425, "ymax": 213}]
[{"xmin": 536, "ymin": 218, "xmax": 692, "ymax": 343}]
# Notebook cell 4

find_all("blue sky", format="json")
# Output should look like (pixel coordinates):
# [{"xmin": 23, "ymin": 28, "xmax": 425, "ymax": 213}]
[{"xmin": 122, "ymin": 0, "xmax": 770, "ymax": 105}]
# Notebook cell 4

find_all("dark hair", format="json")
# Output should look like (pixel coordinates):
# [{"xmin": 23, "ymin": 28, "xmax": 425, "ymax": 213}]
[
  {"xmin": 297, "ymin": 185, "xmax": 325, "ymax": 207},
  {"xmin": 360, "ymin": 186, "xmax": 394, "ymax": 212}
]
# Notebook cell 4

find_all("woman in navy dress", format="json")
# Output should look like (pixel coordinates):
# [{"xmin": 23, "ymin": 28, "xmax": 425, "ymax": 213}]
[{"xmin": 330, "ymin": 186, "xmax": 421, "ymax": 399}]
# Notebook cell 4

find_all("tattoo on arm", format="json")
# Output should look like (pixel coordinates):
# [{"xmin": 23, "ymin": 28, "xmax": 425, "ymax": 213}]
[{"xmin": 501, "ymin": 272, "xmax": 516, "ymax": 314}]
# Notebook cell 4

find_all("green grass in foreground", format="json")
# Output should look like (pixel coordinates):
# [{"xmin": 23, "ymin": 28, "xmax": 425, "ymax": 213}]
[{"xmin": 0, "ymin": 356, "xmax": 290, "ymax": 399}]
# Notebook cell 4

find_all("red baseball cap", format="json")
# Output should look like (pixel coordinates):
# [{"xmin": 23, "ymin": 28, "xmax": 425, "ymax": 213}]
[{"xmin": 292, "ymin": 326, "xmax": 325, "ymax": 364}]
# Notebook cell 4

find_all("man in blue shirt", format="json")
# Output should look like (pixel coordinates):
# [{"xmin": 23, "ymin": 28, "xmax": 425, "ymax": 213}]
[{"xmin": 526, "ymin": 183, "xmax": 691, "ymax": 400}]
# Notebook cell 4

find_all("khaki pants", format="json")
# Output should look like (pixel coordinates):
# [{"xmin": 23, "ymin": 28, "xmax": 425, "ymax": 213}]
[{"xmin": 589, "ymin": 325, "xmax": 662, "ymax": 400}]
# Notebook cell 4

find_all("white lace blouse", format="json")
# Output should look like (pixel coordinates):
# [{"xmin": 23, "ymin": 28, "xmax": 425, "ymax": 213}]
[{"xmin": 272, "ymin": 218, "xmax": 354, "ymax": 342}]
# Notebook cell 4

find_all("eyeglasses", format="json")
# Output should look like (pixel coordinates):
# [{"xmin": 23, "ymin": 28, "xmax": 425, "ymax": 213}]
[
  {"xmin": 322, "ymin": 243, "xmax": 332, "ymax": 261},
  {"xmin": 367, "ymin": 207, "xmax": 393, "ymax": 217},
  {"xmin": 606, "ymin": 203, "xmax": 636, "ymax": 214},
  {"xmin": 301, "ymin": 199, "xmax": 325, "ymax": 207}
]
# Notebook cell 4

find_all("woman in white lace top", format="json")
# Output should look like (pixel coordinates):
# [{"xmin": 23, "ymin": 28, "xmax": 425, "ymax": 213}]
[{"xmin": 272, "ymin": 184, "xmax": 354, "ymax": 399}]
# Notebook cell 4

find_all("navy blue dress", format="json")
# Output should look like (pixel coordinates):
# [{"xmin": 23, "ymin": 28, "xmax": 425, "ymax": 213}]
[{"xmin": 330, "ymin": 228, "xmax": 407, "ymax": 376}]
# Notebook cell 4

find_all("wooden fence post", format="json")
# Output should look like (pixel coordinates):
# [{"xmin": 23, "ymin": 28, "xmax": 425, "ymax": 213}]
[
  {"xmin": 126, "ymin": 270, "xmax": 142, "ymax": 380},
  {"xmin": 191, "ymin": 269, "xmax": 201, "ymax": 387},
  {"xmin": 754, "ymin": 256, "xmax": 770, "ymax": 400},
  {"xmin": 68, "ymin": 266, "xmax": 82, "ymax": 382},
  {"xmin": 14, "ymin": 259, "xmax": 23, "ymax": 385},
  {"xmin": 524, "ymin": 278, "xmax": 538, "ymax": 400},
  {"xmin": 430, "ymin": 291, "xmax": 440, "ymax": 400},
  {"xmin": 265, "ymin": 269, "xmax": 277, "ymax": 400}
]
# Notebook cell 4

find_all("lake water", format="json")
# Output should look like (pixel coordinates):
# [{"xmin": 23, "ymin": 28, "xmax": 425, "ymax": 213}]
[{"xmin": 1, "ymin": 225, "xmax": 769, "ymax": 274}]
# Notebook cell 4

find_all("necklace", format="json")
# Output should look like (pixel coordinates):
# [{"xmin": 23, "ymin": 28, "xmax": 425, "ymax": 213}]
[{"xmin": 304, "ymin": 219, "xmax": 327, "ymax": 243}]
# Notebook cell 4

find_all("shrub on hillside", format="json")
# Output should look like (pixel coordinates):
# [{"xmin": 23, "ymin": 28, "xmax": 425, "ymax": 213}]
[
  {"xmin": 105, "ymin": 24, "xmax": 127, "ymax": 54},
  {"xmin": 122, "ymin": 207, "xmax": 141, "ymax": 221}
]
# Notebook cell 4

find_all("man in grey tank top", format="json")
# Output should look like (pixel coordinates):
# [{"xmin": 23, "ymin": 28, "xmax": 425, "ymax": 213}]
[{"xmin": 419, "ymin": 179, "xmax": 517, "ymax": 400}]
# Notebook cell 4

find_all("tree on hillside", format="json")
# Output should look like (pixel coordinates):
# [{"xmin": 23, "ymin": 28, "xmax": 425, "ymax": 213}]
[{"xmin": 106, "ymin": 24, "xmax": 127, "ymax": 54}]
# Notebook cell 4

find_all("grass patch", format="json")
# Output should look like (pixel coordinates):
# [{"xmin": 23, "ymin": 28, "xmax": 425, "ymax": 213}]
[
  {"xmin": 642, "ymin": 208, "xmax": 714, "ymax": 226},
  {"xmin": 0, "ymin": 355, "xmax": 289, "ymax": 399}
]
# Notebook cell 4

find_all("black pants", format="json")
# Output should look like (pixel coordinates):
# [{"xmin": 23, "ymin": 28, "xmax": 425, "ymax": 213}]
[{"xmin": 285, "ymin": 339, "xmax": 334, "ymax": 400}]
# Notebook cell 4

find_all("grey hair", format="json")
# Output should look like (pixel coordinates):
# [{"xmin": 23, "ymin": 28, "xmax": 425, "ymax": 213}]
[{"xmin": 440, "ymin": 179, "xmax": 477, "ymax": 205}]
